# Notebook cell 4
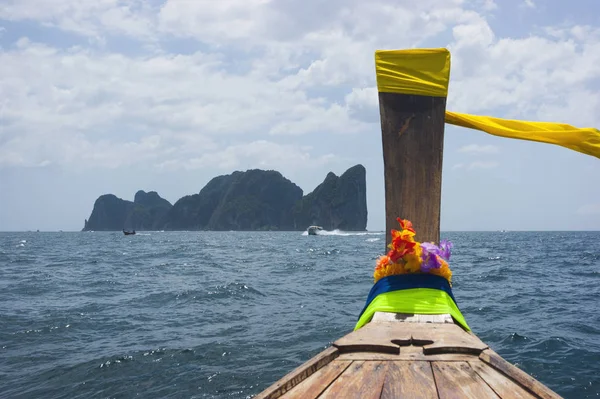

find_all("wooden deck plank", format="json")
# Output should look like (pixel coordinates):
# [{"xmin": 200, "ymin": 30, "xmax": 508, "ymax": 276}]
[
  {"xmin": 279, "ymin": 360, "xmax": 352, "ymax": 399},
  {"xmin": 334, "ymin": 321, "xmax": 410, "ymax": 354},
  {"xmin": 469, "ymin": 360, "xmax": 537, "ymax": 399},
  {"xmin": 420, "ymin": 324, "xmax": 488, "ymax": 355},
  {"xmin": 380, "ymin": 361, "xmax": 438, "ymax": 399},
  {"xmin": 432, "ymin": 361, "xmax": 500, "ymax": 399},
  {"xmin": 479, "ymin": 349, "xmax": 563, "ymax": 399},
  {"xmin": 334, "ymin": 321, "xmax": 487, "ymax": 356},
  {"xmin": 253, "ymin": 346, "xmax": 339, "ymax": 399},
  {"xmin": 338, "ymin": 351, "xmax": 478, "ymax": 362},
  {"xmin": 319, "ymin": 361, "xmax": 388, "ymax": 399}
]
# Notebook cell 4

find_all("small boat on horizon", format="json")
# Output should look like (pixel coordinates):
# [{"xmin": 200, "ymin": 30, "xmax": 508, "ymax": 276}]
[
  {"xmin": 307, "ymin": 226, "xmax": 323, "ymax": 235},
  {"xmin": 123, "ymin": 229, "xmax": 136, "ymax": 235}
]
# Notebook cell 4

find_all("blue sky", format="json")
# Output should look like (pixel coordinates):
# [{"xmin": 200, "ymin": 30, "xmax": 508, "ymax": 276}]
[{"xmin": 0, "ymin": 0, "xmax": 598, "ymax": 231}]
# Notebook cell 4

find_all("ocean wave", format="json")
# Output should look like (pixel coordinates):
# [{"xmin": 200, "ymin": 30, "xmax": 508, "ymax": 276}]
[
  {"xmin": 303, "ymin": 229, "xmax": 384, "ymax": 236},
  {"xmin": 1, "ymin": 230, "xmax": 599, "ymax": 399}
]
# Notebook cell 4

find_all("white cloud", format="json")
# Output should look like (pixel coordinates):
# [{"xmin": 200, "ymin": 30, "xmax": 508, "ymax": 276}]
[
  {"xmin": 523, "ymin": 0, "xmax": 535, "ymax": 8},
  {"xmin": 157, "ymin": 140, "xmax": 339, "ymax": 173},
  {"xmin": 447, "ymin": 20, "xmax": 600, "ymax": 131},
  {"xmin": 0, "ymin": 39, "xmax": 364, "ymax": 168},
  {"xmin": 1, "ymin": 0, "xmax": 599, "ymax": 232},
  {"xmin": 1, "ymin": 0, "xmax": 599, "ymax": 174},
  {"xmin": 451, "ymin": 161, "xmax": 499, "ymax": 170},
  {"xmin": 458, "ymin": 144, "xmax": 500, "ymax": 154},
  {"xmin": 468, "ymin": 161, "xmax": 499, "ymax": 170},
  {"xmin": 345, "ymin": 87, "xmax": 380, "ymax": 123},
  {"xmin": 0, "ymin": 0, "xmax": 158, "ymax": 41},
  {"xmin": 480, "ymin": 0, "xmax": 498, "ymax": 11}
]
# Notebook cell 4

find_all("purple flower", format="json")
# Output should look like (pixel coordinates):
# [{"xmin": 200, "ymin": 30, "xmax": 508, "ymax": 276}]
[
  {"xmin": 421, "ymin": 254, "xmax": 442, "ymax": 272},
  {"xmin": 420, "ymin": 242, "xmax": 440, "ymax": 255},
  {"xmin": 439, "ymin": 240, "xmax": 453, "ymax": 261},
  {"xmin": 420, "ymin": 243, "xmax": 442, "ymax": 272},
  {"xmin": 419, "ymin": 240, "xmax": 453, "ymax": 273}
]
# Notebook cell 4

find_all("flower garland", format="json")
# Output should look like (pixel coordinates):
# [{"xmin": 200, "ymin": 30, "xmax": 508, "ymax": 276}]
[{"xmin": 374, "ymin": 218, "xmax": 453, "ymax": 285}]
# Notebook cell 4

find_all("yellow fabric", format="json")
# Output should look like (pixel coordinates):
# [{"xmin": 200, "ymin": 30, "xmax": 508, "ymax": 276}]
[
  {"xmin": 446, "ymin": 111, "xmax": 600, "ymax": 159},
  {"xmin": 375, "ymin": 49, "xmax": 450, "ymax": 97},
  {"xmin": 354, "ymin": 289, "xmax": 470, "ymax": 332},
  {"xmin": 373, "ymin": 48, "xmax": 600, "ymax": 159}
]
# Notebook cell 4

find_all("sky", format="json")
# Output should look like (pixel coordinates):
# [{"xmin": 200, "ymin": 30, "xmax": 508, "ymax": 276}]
[{"xmin": 0, "ymin": 0, "xmax": 599, "ymax": 232}]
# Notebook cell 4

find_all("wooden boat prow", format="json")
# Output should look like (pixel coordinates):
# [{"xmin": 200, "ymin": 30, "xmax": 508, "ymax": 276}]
[
  {"xmin": 255, "ymin": 313, "xmax": 562, "ymax": 399},
  {"xmin": 255, "ymin": 48, "xmax": 574, "ymax": 399}
]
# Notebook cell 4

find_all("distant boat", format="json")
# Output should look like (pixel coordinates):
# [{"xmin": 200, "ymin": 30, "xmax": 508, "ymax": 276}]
[
  {"xmin": 123, "ymin": 230, "xmax": 136, "ymax": 235},
  {"xmin": 307, "ymin": 226, "xmax": 323, "ymax": 235}
]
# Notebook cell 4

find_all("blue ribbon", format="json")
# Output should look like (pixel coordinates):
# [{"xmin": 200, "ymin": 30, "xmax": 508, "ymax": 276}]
[{"xmin": 358, "ymin": 274, "xmax": 458, "ymax": 320}]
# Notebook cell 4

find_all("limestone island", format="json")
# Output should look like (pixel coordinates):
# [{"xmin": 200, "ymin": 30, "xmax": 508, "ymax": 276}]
[{"xmin": 82, "ymin": 164, "xmax": 367, "ymax": 231}]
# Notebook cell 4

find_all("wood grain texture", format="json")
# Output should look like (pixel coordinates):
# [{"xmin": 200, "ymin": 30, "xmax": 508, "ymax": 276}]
[
  {"xmin": 253, "ymin": 346, "xmax": 339, "ymax": 399},
  {"xmin": 280, "ymin": 360, "xmax": 352, "ymax": 399},
  {"xmin": 469, "ymin": 360, "xmax": 537, "ymax": 399},
  {"xmin": 420, "ymin": 324, "xmax": 488, "ymax": 355},
  {"xmin": 319, "ymin": 361, "xmax": 388, "ymax": 399},
  {"xmin": 378, "ymin": 92, "xmax": 447, "ymax": 245},
  {"xmin": 334, "ymin": 321, "xmax": 411, "ymax": 354},
  {"xmin": 334, "ymin": 321, "xmax": 487, "ymax": 356},
  {"xmin": 381, "ymin": 361, "xmax": 438, "ymax": 399},
  {"xmin": 479, "ymin": 349, "xmax": 563, "ymax": 399},
  {"xmin": 337, "ymin": 352, "xmax": 479, "ymax": 362},
  {"xmin": 432, "ymin": 361, "xmax": 500, "ymax": 399}
]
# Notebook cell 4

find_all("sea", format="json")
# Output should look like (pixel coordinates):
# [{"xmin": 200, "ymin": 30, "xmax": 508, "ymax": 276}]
[{"xmin": 1, "ymin": 230, "xmax": 599, "ymax": 399}]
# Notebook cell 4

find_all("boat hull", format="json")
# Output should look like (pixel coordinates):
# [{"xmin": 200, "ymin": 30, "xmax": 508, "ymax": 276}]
[
  {"xmin": 307, "ymin": 226, "xmax": 322, "ymax": 235},
  {"xmin": 254, "ymin": 312, "xmax": 562, "ymax": 399}
]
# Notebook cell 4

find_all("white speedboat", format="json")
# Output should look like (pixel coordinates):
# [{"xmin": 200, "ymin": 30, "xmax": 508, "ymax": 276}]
[{"xmin": 307, "ymin": 226, "xmax": 323, "ymax": 235}]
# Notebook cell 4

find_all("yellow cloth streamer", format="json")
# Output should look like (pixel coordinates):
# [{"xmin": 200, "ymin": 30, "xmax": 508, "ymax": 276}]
[
  {"xmin": 375, "ymin": 49, "xmax": 450, "ymax": 97},
  {"xmin": 446, "ymin": 111, "xmax": 600, "ymax": 159},
  {"xmin": 374, "ymin": 48, "xmax": 600, "ymax": 159},
  {"xmin": 354, "ymin": 288, "xmax": 470, "ymax": 332}
]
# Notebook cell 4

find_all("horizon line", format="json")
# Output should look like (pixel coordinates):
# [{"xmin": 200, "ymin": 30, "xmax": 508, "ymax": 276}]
[{"xmin": 1, "ymin": 229, "xmax": 599, "ymax": 233}]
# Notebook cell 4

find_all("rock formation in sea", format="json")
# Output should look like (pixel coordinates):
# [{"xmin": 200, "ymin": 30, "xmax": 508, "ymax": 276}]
[
  {"xmin": 82, "ymin": 165, "xmax": 367, "ymax": 231},
  {"xmin": 129, "ymin": 190, "xmax": 173, "ymax": 230},
  {"xmin": 82, "ymin": 191, "xmax": 172, "ymax": 231},
  {"xmin": 164, "ymin": 169, "xmax": 303, "ymax": 231},
  {"xmin": 292, "ymin": 164, "xmax": 367, "ymax": 231}
]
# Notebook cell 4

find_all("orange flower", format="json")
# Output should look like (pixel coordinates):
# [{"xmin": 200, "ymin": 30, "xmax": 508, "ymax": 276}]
[
  {"xmin": 391, "ymin": 234, "xmax": 416, "ymax": 256},
  {"xmin": 374, "ymin": 216, "xmax": 453, "ymax": 285},
  {"xmin": 388, "ymin": 249, "xmax": 402, "ymax": 263},
  {"xmin": 375, "ymin": 255, "xmax": 391, "ymax": 270},
  {"xmin": 392, "ymin": 229, "xmax": 415, "ymax": 242},
  {"xmin": 397, "ymin": 218, "xmax": 415, "ymax": 233}
]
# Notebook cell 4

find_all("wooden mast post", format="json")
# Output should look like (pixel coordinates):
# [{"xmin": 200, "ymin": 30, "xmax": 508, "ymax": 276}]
[{"xmin": 376, "ymin": 49, "xmax": 450, "ymax": 245}]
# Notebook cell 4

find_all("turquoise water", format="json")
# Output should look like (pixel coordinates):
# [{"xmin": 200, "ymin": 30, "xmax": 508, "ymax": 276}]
[{"xmin": 1, "ymin": 231, "xmax": 599, "ymax": 398}]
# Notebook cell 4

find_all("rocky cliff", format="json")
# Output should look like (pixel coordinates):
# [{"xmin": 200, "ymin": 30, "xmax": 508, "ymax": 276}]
[
  {"xmin": 164, "ymin": 169, "xmax": 303, "ymax": 230},
  {"xmin": 82, "ymin": 165, "xmax": 367, "ymax": 231},
  {"xmin": 129, "ymin": 190, "xmax": 173, "ymax": 230},
  {"xmin": 292, "ymin": 164, "xmax": 367, "ymax": 231},
  {"xmin": 82, "ymin": 191, "xmax": 172, "ymax": 231}
]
